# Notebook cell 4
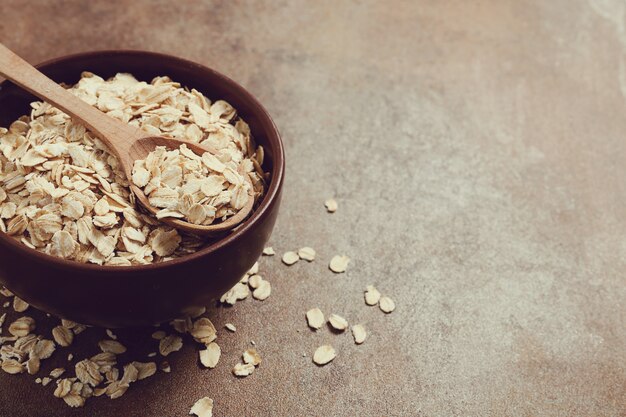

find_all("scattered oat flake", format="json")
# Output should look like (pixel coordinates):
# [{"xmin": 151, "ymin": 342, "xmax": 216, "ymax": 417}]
[
  {"xmin": 199, "ymin": 343, "xmax": 221, "ymax": 369},
  {"xmin": 364, "ymin": 285, "xmax": 381, "ymax": 306},
  {"xmin": 12, "ymin": 296, "xmax": 29, "ymax": 313},
  {"xmin": 190, "ymin": 318, "xmax": 217, "ymax": 344},
  {"xmin": 379, "ymin": 296, "xmax": 396, "ymax": 313},
  {"xmin": 106, "ymin": 329, "xmax": 117, "ymax": 340},
  {"xmin": 232, "ymin": 362, "xmax": 255, "ymax": 377},
  {"xmin": 298, "ymin": 247, "xmax": 316, "ymax": 262},
  {"xmin": 282, "ymin": 251, "xmax": 299, "ymax": 265},
  {"xmin": 306, "ymin": 308, "xmax": 324, "ymax": 330},
  {"xmin": 52, "ymin": 325, "xmax": 74, "ymax": 347},
  {"xmin": 99, "ymin": 339, "xmax": 127, "ymax": 354},
  {"xmin": 262, "ymin": 247, "xmax": 275, "ymax": 256},
  {"xmin": 325, "ymin": 198, "xmax": 338, "ymax": 213},
  {"xmin": 328, "ymin": 314, "xmax": 348, "ymax": 331},
  {"xmin": 220, "ymin": 282, "xmax": 249, "ymax": 305},
  {"xmin": 329, "ymin": 255, "xmax": 350, "ymax": 273},
  {"xmin": 248, "ymin": 274, "xmax": 263, "ymax": 289},
  {"xmin": 132, "ymin": 362, "xmax": 157, "ymax": 380},
  {"xmin": 9, "ymin": 316, "xmax": 35, "ymax": 337},
  {"xmin": 242, "ymin": 348, "xmax": 262, "ymax": 366},
  {"xmin": 159, "ymin": 334, "xmax": 183, "ymax": 356},
  {"xmin": 160, "ymin": 360, "xmax": 171, "ymax": 373},
  {"xmin": 151, "ymin": 330, "xmax": 166, "ymax": 340},
  {"xmin": 351, "ymin": 324, "xmax": 367, "ymax": 344},
  {"xmin": 313, "ymin": 345, "xmax": 336, "ymax": 366},
  {"xmin": 224, "ymin": 323, "xmax": 236, "ymax": 332},
  {"xmin": 190, "ymin": 397, "xmax": 214, "ymax": 417},
  {"xmin": 252, "ymin": 280, "xmax": 271, "ymax": 301}
]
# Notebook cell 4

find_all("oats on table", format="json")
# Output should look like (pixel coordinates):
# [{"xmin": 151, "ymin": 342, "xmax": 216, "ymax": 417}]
[
  {"xmin": 224, "ymin": 323, "xmax": 236, "ymax": 332},
  {"xmin": 262, "ymin": 246, "xmax": 275, "ymax": 256},
  {"xmin": 190, "ymin": 318, "xmax": 217, "ymax": 344},
  {"xmin": 98, "ymin": 339, "xmax": 127, "ymax": 354},
  {"xmin": 159, "ymin": 334, "xmax": 183, "ymax": 356},
  {"xmin": 220, "ymin": 282, "xmax": 249, "ymax": 305},
  {"xmin": 8, "ymin": 316, "xmax": 35, "ymax": 337},
  {"xmin": 190, "ymin": 397, "xmax": 214, "ymax": 417},
  {"xmin": 313, "ymin": 345, "xmax": 336, "ymax": 366},
  {"xmin": 351, "ymin": 324, "xmax": 367, "ymax": 344},
  {"xmin": 324, "ymin": 198, "xmax": 338, "ymax": 213},
  {"xmin": 52, "ymin": 325, "xmax": 74, "ymax": 347},
  {"xmin": 328, "ymin": 314, "xmax": 348, "ymax": 331},
  {"xmin": 232, "ymin": 362, "xmax": 255, "ymax": 377},
  {"xmin": 281, "ymin": 251, "xmax": 299, "ymax": 265},
  {"xmin": 12, "ymin": 296, "xmax": 29, "ymax": 313},
  {"xmin": 297, "ymin": 246, "xmax": 316, "ymax": 262},
  {"xmin": 306, "ymin": 308, "xmax": 324, "ymax": 330},
  {"xmin": 0, "ymin": 72, "xmax": 267, "ymax": 265},
  {"xmin": 252, "ymin": 279, "xmax": 271, "ymax": 301},
  {"xmin": 329, "ymin": 255, "xmax": 350, "ymax": 273},
  {"xmin": 379, "ymin": 296, "xmax": 396, "ymax": 313},
  {"xmin": 242, "ymin": 348, "xmax": 261, "ymax": 366},
  {"xmin": 151, "ymin": 330, "xmax": 166, "ymax": 340},
  {"xmin": 132, "ymin": 361, "xmax": 157, "ymax": 380},
  {"xmin": 364, "ymin": 285, "xmax": 381, "ymax": 306},
  {"xmin": 199, "ymin": 342, "xmax": 221, "ymax": 369}
]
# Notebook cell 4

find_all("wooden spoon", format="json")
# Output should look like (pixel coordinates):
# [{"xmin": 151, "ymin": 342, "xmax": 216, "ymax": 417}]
[{"xmin": 0, "ymin": 43, "xmax": 253, "ymax": 237}]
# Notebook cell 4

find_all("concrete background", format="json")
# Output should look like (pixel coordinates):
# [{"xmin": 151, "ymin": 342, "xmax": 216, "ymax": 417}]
[{"xmin": 0, "ymin": 0, "xmax": 625, "ymax": 416}]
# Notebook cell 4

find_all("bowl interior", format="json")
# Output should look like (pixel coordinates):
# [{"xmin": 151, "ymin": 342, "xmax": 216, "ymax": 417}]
[{"xmin": 0, "ymin": 50, "xmax": 283, "ymax": 270}]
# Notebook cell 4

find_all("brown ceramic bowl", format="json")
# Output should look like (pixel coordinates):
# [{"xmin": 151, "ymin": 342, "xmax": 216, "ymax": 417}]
[{"xmin": 0, "ymin": 51, "xmax": 284, "ymax": 327}]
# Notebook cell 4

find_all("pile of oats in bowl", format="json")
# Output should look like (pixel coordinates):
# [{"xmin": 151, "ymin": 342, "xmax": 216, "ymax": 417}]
[
  {"xmin": 132, "ymin": 144, "xmax": 253, "ymax": 225},
  {"xmin": 0, "ymin": 72, "xmax": 267, "ymax": 265}
]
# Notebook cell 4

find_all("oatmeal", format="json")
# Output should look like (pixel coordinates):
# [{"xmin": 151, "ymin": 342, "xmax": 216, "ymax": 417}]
[{"xmin": 0, "ymin": 72, "xmax": 267, "ymax": 265}]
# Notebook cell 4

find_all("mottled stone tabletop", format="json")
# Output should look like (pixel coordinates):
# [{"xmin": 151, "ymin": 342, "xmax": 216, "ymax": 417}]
[{"xmin": 1, "ymin": 0, "xmax": 625, "ymax": 416}]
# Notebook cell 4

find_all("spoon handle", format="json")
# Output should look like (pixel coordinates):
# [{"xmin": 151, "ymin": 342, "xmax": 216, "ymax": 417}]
[{"xmin": 0, "ymin": 43, "xmax": 143, "ymax": 157}]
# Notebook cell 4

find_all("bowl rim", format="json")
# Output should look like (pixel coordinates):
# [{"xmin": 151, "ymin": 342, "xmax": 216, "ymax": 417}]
[{"xmin": 0, "ymin": 49, "xmax": 285, "ymax": 273}]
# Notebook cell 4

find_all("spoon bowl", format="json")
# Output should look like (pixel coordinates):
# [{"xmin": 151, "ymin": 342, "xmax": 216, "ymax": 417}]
[{"xmin": 125, "ymin": 136, "xmax": 255, "ymax": 236}]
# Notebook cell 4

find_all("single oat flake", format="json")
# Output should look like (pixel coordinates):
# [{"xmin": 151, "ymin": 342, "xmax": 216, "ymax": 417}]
[
  {"xmin": 306, "ymin": 308, "xmax": 324, "ymax": 330},
  {"xmin": 52, "ymin": 325, "xmax": 74, "ymax": 347},
  {"xmin": 98, "ymin": 339, "xmax": 127, "ymax": 354},
  {"xmin": 199, "ymin": 343, "xmax": 221, "ymax": 369},
  {"xmin": 242, "ymin": 348, "xmax": 261, "ymax": 366},
  {"xmin": 159, "ymin": 334, "xmax": 183, "ymax": 356},
  {"xmin": 329, "ymin": 255, "xmax": 350, "ymax": 273},
  {"xmin": 282, "ymin": 251, "xmax": 299, "ymax": 266},
  {"xmin": 12, "ymin": 296, "xmax": 29, "ymax": 313},
  {"xmin": 328, "ymin": 314, "xmax": 348, "ymax": 331},
  {"xmin": 297, "ymin": 247, "xmax": 316, "ymax": 262},
  {"xmin": 262, "ymin": 246, "xmax": 275, "ymax": 256},
  {"xmin": 325, "ymin": 198, "xmax": 338, "ymax": 213},
  {"xmin": 190, "ymin": 397, "xmax": 214, "ymax": 417},
  {"xmin": 313, "ymin": 345, "xmax": 336, "ymax": 366},
  {"xmin": 224, "ymin": 323, "xmax": 236, "ymax": 332},
  {"xmin": 364, "ymin": 285, "xmax": 381, "ymax": 306},
  {"xmin": 252, "ymin": 280, "xmax": 271, "ymax": 301},
  {"xmin": 351, "ymin": 325, "xmax": 367, "ymax": 344},
  {"xmin": 232, "ymin": 362, "xmax": 255, "ymax": 377},
  {"xmin": 379, "ymin": 296, "xmax": 396, "ymax": 313}
]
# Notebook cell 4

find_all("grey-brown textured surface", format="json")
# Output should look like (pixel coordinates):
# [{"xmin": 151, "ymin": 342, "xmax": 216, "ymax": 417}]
[{"xmin": 0, "ymin": 0, "xmax": 625, "ymax": 416}]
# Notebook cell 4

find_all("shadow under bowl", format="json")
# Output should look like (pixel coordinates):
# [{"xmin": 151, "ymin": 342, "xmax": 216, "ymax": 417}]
[{"xmin": 0, "ymin": 51, "xmax": 284, "ymax": 327}]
